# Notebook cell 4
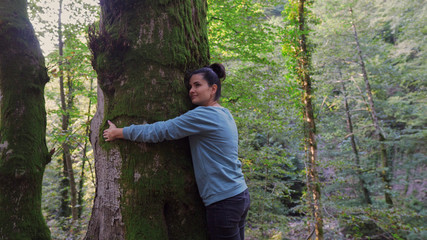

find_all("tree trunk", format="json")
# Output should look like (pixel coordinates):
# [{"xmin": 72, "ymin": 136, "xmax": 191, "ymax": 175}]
[
  {"xmin": 0, "ymin": 0, "xmax": 51, "ymax": 239},
  {"xmin": 57, "ymin": 0, "xmax": 78, "ymax": 222},
  {"xmin": 349, "ymin": 7, "xmax": 393, "ymax": 206},
  {"xmin": 85, "ymin": 1, "xmax": 210, "ymax": 239},
  {"xmin": 339, "ymin": 72, "xmax": 372, "ymax": 205},
  {"xmin": 296, "ymin": 1, "xmax": 324, "ymax": 239},
  {"xmin": 59, "ymin": 151, "xmax": 71, "ymax": 217},
  {"xmin": 57, "ymin": 0, "xmax": 71, "ymax": 219}
]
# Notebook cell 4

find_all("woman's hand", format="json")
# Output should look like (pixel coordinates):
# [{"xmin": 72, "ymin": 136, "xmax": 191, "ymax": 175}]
[{"xmin": 103, "ymin": 120, "xmax": 124, "ymax": 141}]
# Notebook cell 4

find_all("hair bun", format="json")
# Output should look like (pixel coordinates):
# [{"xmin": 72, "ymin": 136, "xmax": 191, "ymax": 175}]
[{"xmin": 209, "ymin": 63, "xmax": 226, "ymax": 80}]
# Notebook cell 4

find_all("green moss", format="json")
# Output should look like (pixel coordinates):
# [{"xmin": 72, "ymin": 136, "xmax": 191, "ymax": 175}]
[
  {"xmin": 0, "ymin": 1, "xmax": 51, "ymax": 238},
  {"xmin": 117, "ymin": 141, "xmax": 207, "ymax": 239},
  {"xmin": 90, "ymin": 1, "xmax": 210, "ymax": 238}
]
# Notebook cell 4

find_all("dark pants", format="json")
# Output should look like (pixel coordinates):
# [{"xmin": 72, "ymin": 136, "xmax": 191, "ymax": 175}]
[{"xmin": 206, "ymin": 189, "xmax": 250, "ymax": 240}]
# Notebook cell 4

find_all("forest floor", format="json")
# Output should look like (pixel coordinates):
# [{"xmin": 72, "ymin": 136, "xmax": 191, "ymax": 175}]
[
  {"xmin": 246, "ymin": 216, "xmax": 345, "ymax": 240},
  {"xmin": 285, "ymin": 217, "xmax": 345, "ymax": 240}
]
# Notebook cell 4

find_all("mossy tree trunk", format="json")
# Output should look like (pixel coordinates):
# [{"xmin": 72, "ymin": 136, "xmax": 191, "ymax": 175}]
[
  {"xmin": 283, "ymin": 1, "xmax": 323, "ymax": 238},
  {"xmin": 0, "ymin": 0, "xmax": 51, "ymax": 239},
  {"xmin": 85, "ymin": 1, "xmax": 209, "ymax": 239},
  {"xmin": 296, "ymin": 0, "xmax": 324, "ymax": 239}
]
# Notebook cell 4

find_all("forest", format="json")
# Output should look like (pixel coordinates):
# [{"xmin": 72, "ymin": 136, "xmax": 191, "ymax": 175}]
[{"xmin": 0, "ymin": 0, "xmax": 425, "ymax": 239}]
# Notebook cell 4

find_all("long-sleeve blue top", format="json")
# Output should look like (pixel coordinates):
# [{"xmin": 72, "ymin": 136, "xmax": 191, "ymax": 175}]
[{"xmin": 122, "ymin": 106, "xmax": 247, "ymax": 206}]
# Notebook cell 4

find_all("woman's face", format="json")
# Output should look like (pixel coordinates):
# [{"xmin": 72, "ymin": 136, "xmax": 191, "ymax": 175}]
[{"xmin": 189, "ymin": 74, "xmax": 217, "ymax": 106}]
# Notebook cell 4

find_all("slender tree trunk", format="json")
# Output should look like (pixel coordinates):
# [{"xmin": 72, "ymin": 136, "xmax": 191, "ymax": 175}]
[
  {"xmin": 0, "ymin": 0, "xmax": 51, "ymax": 238},
  {"xmin": 57, "ymin": 0, "xmax": 71, "ymax": 218},
  {"xmin": 65, "ymin": 75, "xmax": 78, "ymax": 222},
  {"xmin": 58, "ymin": 0, "xmax": 78, "ymax": 222},
  {"xmin": 62, "ymin": 144, "xmax": 78, "ymax": 222},
  {"xmin": 85, "ymin": 1, "xmax": 210, "ymax": 239},
  {"xmin": 59, "ymin": 152, "xmax": 71, "ymax": 217},
  {"xmin": 339, "ymin": 71, "xmax": 372, "ymax": 205},
  {"xmin": 349, "ymin": 7, "xmax": 393, "ymax": 206},
  {"xmin": 78, "ymin": 156, "xmax": 86, "ymax": 218},
  {"xmin": 296, "ymin": 1, "xmax": 323, "ymax": 239}
]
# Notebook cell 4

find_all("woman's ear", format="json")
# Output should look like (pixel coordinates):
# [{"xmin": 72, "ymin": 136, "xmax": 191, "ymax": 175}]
[{"xmin": 211, "ymin": 84, "xmax": 218, "ymax": 95}]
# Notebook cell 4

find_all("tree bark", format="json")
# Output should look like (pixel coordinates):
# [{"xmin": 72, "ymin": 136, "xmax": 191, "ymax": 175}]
[
  {"xmin": 349, "ymin": 7, "xmax": 393, "ymax": 206},
  {"xmin": 85, "ymin": 1, "xmax": 210, "ymax": 239},
  {"xmin": 0, "ymin": 0, "xmax": 51, "ymax": 239},
  {"xmin": 296, "ymin": 1, "xmax": 324, "ymax": 239}
]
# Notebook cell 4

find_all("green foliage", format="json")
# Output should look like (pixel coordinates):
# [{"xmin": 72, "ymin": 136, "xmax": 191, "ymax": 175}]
[
  {"xmin": 222, "ymin": 62, "xmax": 306, "ymax": 236},
  {"xmin": 310, "ymin": 0, "xmax": 427, "ymax": 238},
  {"xmin": 29, "ymin": 0, "xmax": 99, "ymax": 239},
  {"xmin": 282, "ymin": 0, "xmax": 316, "ymax": 81},
  {"xmin": 208, "ymin": 1, "xmax": 306, "ymax": 237},
  {"xmin": 335, "ymin": 204, "xmax": 427, "ymax": 240},
  {"xmin": 208, "ymin": 0, "xmax": 282, "ymax": 64}
]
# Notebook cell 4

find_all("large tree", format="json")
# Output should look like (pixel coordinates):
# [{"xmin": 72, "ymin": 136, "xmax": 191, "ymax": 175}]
[
  {"xmin": 283, "ymin": 0, "xmax": 324, "ymax": 239},
  {"xmin": 85, "ymin": 0, "xmax": 210, "ymax": 239},
  {"xmin": 0, "ymin": 0, "xmax": 51, "ymax": 239}
]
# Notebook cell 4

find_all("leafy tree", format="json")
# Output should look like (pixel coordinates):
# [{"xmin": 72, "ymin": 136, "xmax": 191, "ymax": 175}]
[
  {"xmin": 311, "ymin": 0, "xmax": 383, "ymax": 208},
  {"xmin": 348, "ymin": 6, "xmax": 393, "ymax": 206},
  {"xmin": 339, "ymin": 70, "xmax": 372, "ymax": 205},
  {"xmin": 0, "ymin": 0, "xmax": 51, "ymax": 238},
  {"xmin": 57, "ymin": 0, "xmax": 80, "ymax": 221},
  {"xmin": 208, "ymin": 1, "xmax": 307, "ymax": 237},
  {"xmin": 28, "ymin": 0, "xmax": 99, "ymax": 238},
  {"xmin": 283, "ymin": 0, "xmax": 324, "ymax": 239},
  {"xmin": 208, "ymin": 1, "xmax": 314, "ymax": 239}
]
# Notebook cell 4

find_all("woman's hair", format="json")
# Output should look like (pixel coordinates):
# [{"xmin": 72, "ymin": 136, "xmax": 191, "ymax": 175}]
[{"xmin": 187, "ymin": 63, "xmax": 226, "ymax": 101}]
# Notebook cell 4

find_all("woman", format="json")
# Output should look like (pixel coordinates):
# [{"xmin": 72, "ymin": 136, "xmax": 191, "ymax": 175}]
[{"xmin": 103, "ymin": 63, "xmax": 250, "ymax": 240}]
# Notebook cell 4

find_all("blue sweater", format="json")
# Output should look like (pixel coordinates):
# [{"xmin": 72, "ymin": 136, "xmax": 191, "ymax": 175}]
[{"xmin": 122, "ymin": 106, "xmax": 247, "ymax": 206}]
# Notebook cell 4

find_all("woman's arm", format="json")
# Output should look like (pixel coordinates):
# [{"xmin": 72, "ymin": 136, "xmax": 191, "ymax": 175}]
[
  {"xmin": 104, "ymin": 107, "xmax": 219, "ymax": 143},
  {"xmin": 103, "ymin": 120, "xmax": 124, "ymax": 141}
]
